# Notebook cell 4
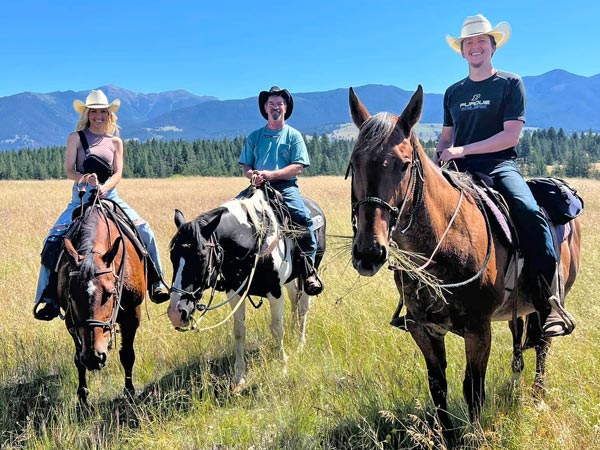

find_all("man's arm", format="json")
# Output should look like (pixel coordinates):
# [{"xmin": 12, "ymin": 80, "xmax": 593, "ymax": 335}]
[
  {"xmin": 438, "ymin": 120, "xmax": 523, "ymax": 162},
  {"xmin": 435, "ymin": 126, "xmax": 454, "ymax": 163}
]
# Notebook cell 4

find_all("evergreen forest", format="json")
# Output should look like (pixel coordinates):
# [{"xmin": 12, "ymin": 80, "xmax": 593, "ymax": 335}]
[{"xmin": 0, "ymin": 128, "xmax": 598, "ymax": 180}]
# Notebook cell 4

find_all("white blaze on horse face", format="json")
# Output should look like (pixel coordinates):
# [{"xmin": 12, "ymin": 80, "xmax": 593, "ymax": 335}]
[
  {"xmin": 87, "ymin": 281, "xmax": 96, "ymax": 297},
  {"xmin": 167, "ymin": 257, "xmax": 187, "ymax": 327}
]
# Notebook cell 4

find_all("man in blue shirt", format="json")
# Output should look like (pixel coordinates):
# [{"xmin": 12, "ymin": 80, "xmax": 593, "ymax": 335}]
[
  {"xmin": 437, "ymin": 15, "xmax": 574, "ymax": 337},
  {"xmin": 239, "ymin": 86, "xmax": 323, "ymax": 296}
]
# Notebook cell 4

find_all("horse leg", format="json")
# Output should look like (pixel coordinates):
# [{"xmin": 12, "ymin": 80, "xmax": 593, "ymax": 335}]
[
  {"xmin": 510, "ymin": 317, "xmax": 525, "ymax": 375},
  {"xmin": 523, "ymin": 313, "xmax": 551, "ymax": 398},
  {"xmin": 74, "ymin": 353, "xmax": 89, "ymax": 405},
  {"xmin": 68, "ymin": 327, "xmax": 89, "ymax": 404},
  {"xmin": 231, "ymin": 296, "xmax": 247, "ymax": 387},
  {"xmin": 532, "ymin": 339, "xmax": 551, "ymax": 399},
  {"xmin": 269, "ymin": 295, "xmax": 287, "ymax": 364},
  {"xmin": 287, "ymin": 281, "xmax": 309, "ymax": 350},
  {"xmin": 409, "ymin": 325, "xmax": 452, "ymax": 432},
  {"xmin": 119, "ymin": 313, "xmax": 140, "ymax": 398},
  {"xmin": 463, "ymin": 323, "xmax": 492, "ymax": 423}
]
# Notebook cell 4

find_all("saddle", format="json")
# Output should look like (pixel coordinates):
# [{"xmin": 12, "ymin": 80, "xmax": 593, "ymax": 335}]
[
  {"xmin": 254, "ymin": 182, "xmax": 325, "ymax": 233},
  {"xmin": 445, "ymin": 171, "xmax": 573, "ymax": 256}
]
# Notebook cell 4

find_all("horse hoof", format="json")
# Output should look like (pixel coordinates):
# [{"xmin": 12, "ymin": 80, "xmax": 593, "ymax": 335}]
[{"xmin": 232, "ymin": 379, "xmax": 246, "ymax": 394}]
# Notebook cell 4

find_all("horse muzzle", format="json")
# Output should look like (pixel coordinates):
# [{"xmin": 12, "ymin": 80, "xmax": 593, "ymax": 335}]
[
  {"xmin": 80, "ymin": 349, "xmax": 107, "ymax": 371},
  {"xmin": 167, "ymin": 295, "xmax": 195, "ymax": 328},
  {"xmin": 352, "ymin": 240, "xmax": 388, "ymax": 276}
]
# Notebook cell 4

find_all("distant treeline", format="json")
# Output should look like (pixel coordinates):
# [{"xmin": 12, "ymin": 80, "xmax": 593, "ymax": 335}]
[{"xmin": 1, "ymin": 128, "xmax": 598, "ymax": 180}]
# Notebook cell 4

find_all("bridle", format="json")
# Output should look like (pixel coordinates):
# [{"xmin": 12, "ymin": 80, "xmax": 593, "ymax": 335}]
[
  {"xmin": 169, "ymin": 234, "xmax": 227, "ymax": 317},
  {"xmin": 67, "ymin": 250, "xmax": 121, "ymax": 332},
  {"xmin": 66, "ymin": 188, "xmax": 128, "ymax": 344},
  {"xmin": 349, "ymin": 135, "xmax": 425, "ymax": 238},
  {"xmin": 348, "ymin": 134, "xmax": 493, "ymax": 289}
]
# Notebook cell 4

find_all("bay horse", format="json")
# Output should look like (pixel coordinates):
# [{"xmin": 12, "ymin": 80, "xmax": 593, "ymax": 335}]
[
  {"xmin": 57, "ymin": 194, "xmax": 146, "ymax": 404},
  {"xmin": 167, "ymin": 186, "xmax": 326, "ymax": 387},
  {"xmin": 347, "ymin": 86, "xmax": 581, "ymax": 432}
]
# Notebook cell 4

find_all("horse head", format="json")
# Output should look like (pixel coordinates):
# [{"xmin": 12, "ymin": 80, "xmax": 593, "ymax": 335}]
[
  {"xmin": 62, "ymin": 234, "xmax": 122, "ymax": 371},
  {"xmin": 348, "ymin": 85, "xmax": 424, "ymax": 276},
  {"xmin": 168, "ymin": 208, "xmax": 224, "ymax": 329}
]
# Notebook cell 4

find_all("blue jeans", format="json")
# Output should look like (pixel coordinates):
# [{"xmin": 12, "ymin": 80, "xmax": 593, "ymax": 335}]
[
  {"xmin": 34, "ymin": 183, "xmax": 165, "ymax": 305},
  {"xmin": 238, "ymin": 180, "xmax": 317, "ymax": 264},
  {"xmin": 456, "ymin": 158, "xmax": 557, "ymax": 282}
]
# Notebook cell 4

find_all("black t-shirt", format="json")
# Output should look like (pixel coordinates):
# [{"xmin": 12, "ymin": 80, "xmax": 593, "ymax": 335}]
[{"xmin": 443, "ymin": 70, "xmax": 526, "ymax": 160}]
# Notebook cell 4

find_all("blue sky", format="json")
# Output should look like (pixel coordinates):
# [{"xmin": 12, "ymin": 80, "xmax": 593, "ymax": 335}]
[{"xmin": 1, "ymin": 0, "xmax": 597, "ymax": 99}]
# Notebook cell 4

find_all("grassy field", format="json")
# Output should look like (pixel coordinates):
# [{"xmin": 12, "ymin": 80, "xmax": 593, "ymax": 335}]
[{"xmin": 0, "ymin": 176, "xmax": 599, "ymax": 449}]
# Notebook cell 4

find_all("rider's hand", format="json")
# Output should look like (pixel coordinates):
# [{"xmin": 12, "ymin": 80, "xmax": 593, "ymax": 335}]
[{"xmin": 87, "ymin": 173, "xmax": 98, "ymax": 187}]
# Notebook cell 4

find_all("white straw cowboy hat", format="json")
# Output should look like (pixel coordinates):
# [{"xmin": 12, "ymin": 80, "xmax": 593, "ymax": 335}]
[
  {"xmin": 73, "ymin": 89, "xmax": 121, "ymax": 114},
  {"xmin": 446, "ymin": 14, "xmax": 511, "ymax": 54}
]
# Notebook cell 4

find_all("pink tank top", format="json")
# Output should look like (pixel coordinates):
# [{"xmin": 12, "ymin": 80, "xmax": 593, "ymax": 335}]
[{"xmin": 75, "ymin": 129, "xmax": 115, "ymax": 173}]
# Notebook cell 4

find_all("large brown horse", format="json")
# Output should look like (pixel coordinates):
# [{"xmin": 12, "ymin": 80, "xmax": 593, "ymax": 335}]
[
  {"xmin": 347, "ymin": 86, "xmax": 581, "ymax": 432},
  {"xmin": 57, "ymin": 195, "xmax": 146, "ymax": 404}
]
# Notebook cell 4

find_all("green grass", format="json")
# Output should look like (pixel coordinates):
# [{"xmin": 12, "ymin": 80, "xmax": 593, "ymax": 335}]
[{"xmin": 0, "ymin": 177, "xmax": 599, "ymax": 449}]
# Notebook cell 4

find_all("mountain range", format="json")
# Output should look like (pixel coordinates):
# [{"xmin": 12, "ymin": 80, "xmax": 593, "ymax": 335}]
[{"xmin": 0, "ymin": 69, "xmax": 598, "ymax": 151}]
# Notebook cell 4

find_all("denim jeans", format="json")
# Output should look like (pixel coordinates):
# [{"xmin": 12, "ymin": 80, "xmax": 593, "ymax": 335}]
[
  {"xmin": 455, "ymin": 157, "xmax": 557, "ymax": 282},
  {"xmin": 238, "ymin": 180, "xmax": 317, "ymax": 263},
  {"xmin": 34, "ymin": 183, "xmax": 165, "ymax": 305}
]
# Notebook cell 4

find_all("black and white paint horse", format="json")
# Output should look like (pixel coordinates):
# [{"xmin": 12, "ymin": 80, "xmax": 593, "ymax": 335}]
[{"xmin": 167, "ymin": 188, "xmax": 326, "ymax": 386}]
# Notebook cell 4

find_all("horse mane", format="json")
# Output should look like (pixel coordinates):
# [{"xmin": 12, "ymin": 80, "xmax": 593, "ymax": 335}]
[
  {"xmin": 352, "ymin": 111, "xmax": 481, "ymax": 201},
  {"xmin": 234, "ymin": 190, "xmax": 272, "ymax": 231},
  {"xmin": 189, "ymin": 207, "xmax": 226, "ymax": 240},
  {"xmin": 71, "ymin": 207, "xmax": 102, "ymax": 280},
  {"xmin": 441, "ymin": 168, "xmax": 481, "ymax": 200},
  {"xmin": 352, "ymin": 112, "xmax": 396, "ymax": 158}
]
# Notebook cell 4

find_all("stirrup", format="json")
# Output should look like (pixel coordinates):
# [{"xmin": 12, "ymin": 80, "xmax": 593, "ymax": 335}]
[{"xmin": 543, "ymin": 296, "xmax": 576, "ymax": 337}]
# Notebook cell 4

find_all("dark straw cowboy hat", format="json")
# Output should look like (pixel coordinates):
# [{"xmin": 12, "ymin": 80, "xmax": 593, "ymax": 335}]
[{"xmin": 258, "ymin": 86, "xmax": 294, "ymax": 120}]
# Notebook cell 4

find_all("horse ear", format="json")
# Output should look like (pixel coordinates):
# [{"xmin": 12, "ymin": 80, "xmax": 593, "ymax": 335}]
[
  {"xmin": 174, "ymin": 209, "xmax": 186, "ymax": 228},
  {"xmin": 200, "ymin": 209, "xmax": 224, "ymax": 239},
  {"xmin": 398, "ymin": 85, "xmax": 424, "ymax": 134},
  {"xmin": 103, "ymin": 237, "xmax": 122, "ymax": 266},
  {"xmin": 63, "ymin": 238, "xmax": 81, "ymax": 266},
  {"xmin": 349, "ymin": 87, "xmax": 370, "ymax": 128}
]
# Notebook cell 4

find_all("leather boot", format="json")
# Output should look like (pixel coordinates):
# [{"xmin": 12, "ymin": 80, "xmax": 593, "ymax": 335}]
[
  {"xmin": 146, "ymin": 257, "xmax": 170, "ymax": 303},
  {"xmin": 34, "ymin": 272, "xmax": 61, "ymax": 321},
  {"xmin": 538, "ymin": 273, "xmax": 575, "ymax": 337},
  {"xmin": 304, "ymin": 272, "xmax": 324, "ymax": 296},
  {"xmin": 301, "ymin": 258, "xmax": 323, "ymax": 296}
]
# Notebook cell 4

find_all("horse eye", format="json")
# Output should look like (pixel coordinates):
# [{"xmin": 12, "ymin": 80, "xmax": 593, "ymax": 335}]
[{"xmin": 181, "ymin": 243, "xmax": 193, "ymax": 249}]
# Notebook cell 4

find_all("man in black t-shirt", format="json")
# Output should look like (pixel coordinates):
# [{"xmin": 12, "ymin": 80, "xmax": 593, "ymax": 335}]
[{"xmin": 436, "ymin": 14, "xmax": 575, "ymax": 337}]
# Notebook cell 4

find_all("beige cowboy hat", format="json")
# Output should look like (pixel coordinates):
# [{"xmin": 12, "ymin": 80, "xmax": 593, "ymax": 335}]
[
  {"xmin": 446, "ymin": 14, "xmax": 511, "ymax": 54},
  {"xmin": 73, "ymin": 89, "xmax": 121, "ymax": 114}
]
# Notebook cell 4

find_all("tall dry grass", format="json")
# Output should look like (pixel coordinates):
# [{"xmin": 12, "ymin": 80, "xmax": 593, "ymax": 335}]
[{"xmin": 0, "ymin": 176, "xmax": 598, "ymax": 449}]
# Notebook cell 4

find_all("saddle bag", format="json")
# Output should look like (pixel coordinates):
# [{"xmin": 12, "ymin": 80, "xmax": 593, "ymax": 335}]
[{"xmin": 527, "ymin": 177, "xmax": 584, "ymax": 224}]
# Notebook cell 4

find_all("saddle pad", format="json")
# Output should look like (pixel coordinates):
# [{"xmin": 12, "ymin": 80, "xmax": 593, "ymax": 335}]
[{"xmin": 473, "ymin": 185, "xmax": 513, "ymax": 247}]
